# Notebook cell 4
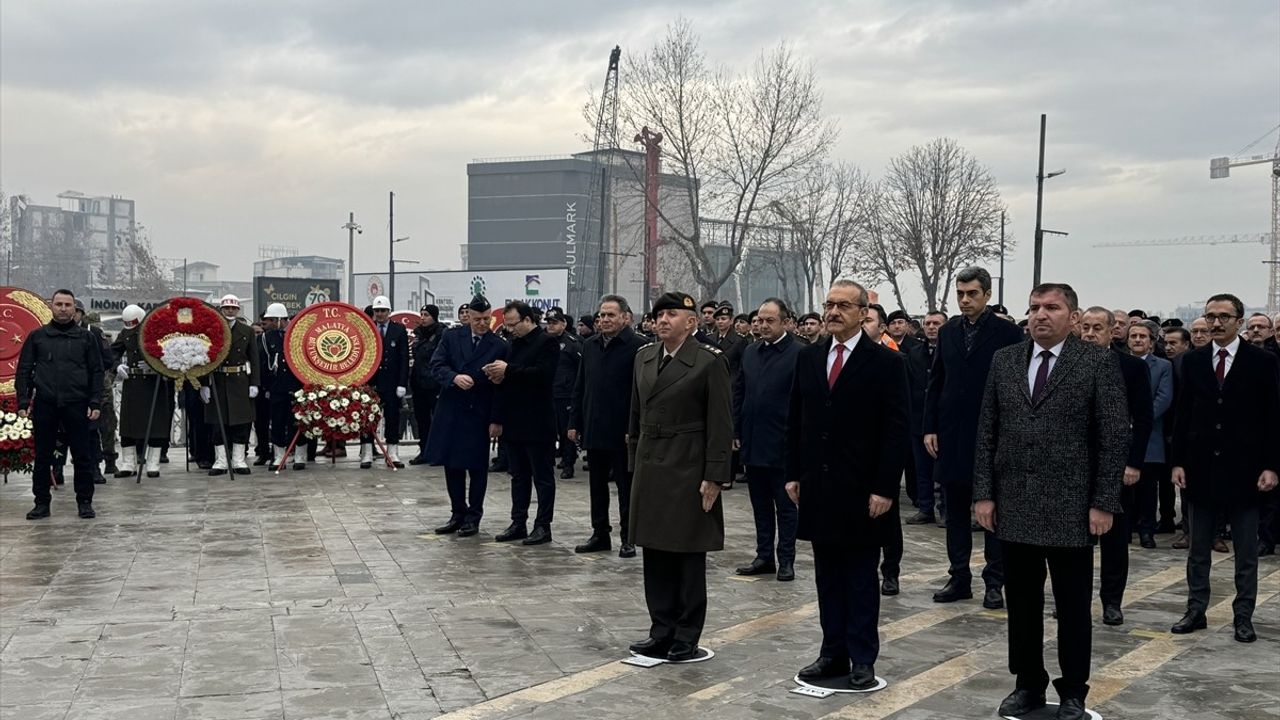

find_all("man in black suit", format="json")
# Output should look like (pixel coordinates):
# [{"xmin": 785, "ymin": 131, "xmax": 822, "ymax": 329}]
[
  {"xmin": 974, "ymin": 283, "xmax": 1127, "ymax": 720},
  {"xmin": 486, "ymin": 301, "xmax": 560, "ymax": 546},
  {"xmin": 924, "ymin": 266, "xmax": 1024, "ymax": 609},
  {"xmin": 544, "ymin": 308, "xmax": 582, "ymax": 479},
  {"xmin": 361, "ymin": 295, "xmax": 410, "ymax": 468},
  {"xmin": 569, "ymin": 295, "xmax": 648, "ymax": 557},
  {"xmin": 1171, "ymin": 293, "xmax": 1280, "ymax": 643},
  {"xmin": 732, "ymin": 298, "xmax": 802, "ymax": 582},
  {"xmin": 1080, "ymin": 307, "xmax": 1152, "ymax": 627},
  {"xmin": 408, "ymin": 304, "xmax": 444, "ymax": 465},
  {"xmin": 905, "ymin": 311, "xmax": 945, "ymax": 525},
  {"xmin": 786, "ymin": 280, "xmax": 909, "ymax": 691}
]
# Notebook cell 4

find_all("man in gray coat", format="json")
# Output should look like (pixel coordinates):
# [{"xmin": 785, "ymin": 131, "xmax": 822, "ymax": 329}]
[
  {"xmin": 973, "ymin": 283, "xmax": 1128, "ymax": 720},
  {"xmin": 626, "ymin": 291, "xmax": 732, "ymax": 663}
]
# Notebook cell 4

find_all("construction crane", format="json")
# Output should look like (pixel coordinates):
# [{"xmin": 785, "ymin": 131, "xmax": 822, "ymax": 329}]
[
  {"xmin": 582, "ymin": 46, "xmax": 621, "ymax": 304},
  {"xmin": 1210, "ymin": 125, "xmax": 1280, "ymax": 314},
  {"xmin": 1093, "ymin": 233, "xmax": 1271, "ymax": 248}
]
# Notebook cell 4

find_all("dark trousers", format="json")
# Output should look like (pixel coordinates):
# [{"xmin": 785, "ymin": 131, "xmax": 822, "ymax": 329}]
[
  {"xmin": 642, "ymin": 548, "xmax": 707, "ymax": 646},
  {"xmin": 208, "ymin": 422, "xmax": 249, "ymax": 445},
  {"xmin": 1257, "ymin": 490, "xmax": 1279, "ymax": 548},
  {"xmin": 912, "ymin": 435, "xmax": 937, "ymax": 515},
  {"xmin": 253, "ymin": 394, "xmax": 271, "ymax": 458},
  {"xmin": 1099, "ymin": 484, "xmax": 1136, "ymax": 607},
  {"xmin": 1003, "ymin": 540, "xmax": 1093, "ymax": 702},
  {"xmin": 507, "ymin": 440, "xmax": 556, "ymax": 529},
  {"xmin": 553, "ymin": 399, "xmax": 576, "ymax": 467},
  {"xmin": 1136, "ymin": 463, "xmax": 1166, "ymax": 536},
  {"xmin": 586, "ymin": 445, "xmax": 631, "ymax": 542},
  {"xmin": 812, "ymin": 542, "xmax": 881, "ymax": 665},
  {"xmin": 943, "ymin": 481, "xmax": 1004, "ymax": 588},
  {"xmin": 268, "ymin": 399, "xmax": 297, "ymax": 447},
  {"xmin": 1186, "ymin": 500, "xmax": 1258, "ymax": 619},
  {"xmin": 903, "ymin": 444, "xmax": 918, "ymax": 507},
  {"xmin": 183, "ymin": 388, "xmax": 213, "ymax": 463},
  {"xmin": 881, "ymin": 501, "xmax": 903, "ymax": 580},
  {"xmin": 411, "ymin": 387, "xmax": 436, "ymax": 456},
  {"xmin": 745, "ymin": 465, "xmax": 797, "ymax": 566},
  {"xmin": 121, "ymin": 436, "xmax": 166, "ymax": 450},
  {"xmin": 445, "ymin": 466, "xmax": 488, "ymax": 525},
  {"xmin": 31, "ymin": 401, "xmax": 95, "ymax": 504}
]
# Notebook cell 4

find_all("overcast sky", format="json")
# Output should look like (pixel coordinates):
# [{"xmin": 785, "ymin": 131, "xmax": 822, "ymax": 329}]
[{"xmin": 2, "ymin": 0, "xmax": 1277, "ymax": 315}]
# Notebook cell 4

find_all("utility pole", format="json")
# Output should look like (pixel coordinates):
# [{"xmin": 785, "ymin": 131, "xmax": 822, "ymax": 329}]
[
  {"xmin": 342, "ymin": 212, "xmax": 361, "ymax": 304},
  {"xmin": 388, "ymin": 192, "xmax": 395, "ymax": 308},
  {"xmin": 1032, "ymin": 113, "xmax": 1046, "ymax": 287},
  {"xmin": 998, "ymin": 210, "xmax": 1006, "ymax": 307}
]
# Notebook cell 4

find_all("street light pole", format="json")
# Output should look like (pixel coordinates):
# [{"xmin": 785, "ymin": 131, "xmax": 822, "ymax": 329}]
[
  {"xmin": 388, "ymin": 191, "xmax": 395, "ymax": 308},
  {"xmin": 998, "ymin": 210, "xmax": 1006, "ymax": 307},
  {"xmin": 1033, "ymin": 113, "xmax": 1047, "ymax": 287},
  {"xmin": 342, "ymin": 212, "xmax": 361, "ymax": 303}
]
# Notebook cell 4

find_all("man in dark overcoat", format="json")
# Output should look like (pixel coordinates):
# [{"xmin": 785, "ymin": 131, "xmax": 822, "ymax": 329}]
[
  {"xmin": 361, "ymin": 295, "xmax": 410, "ymax": 468},
  {"xmin": 732, "ymin": 298, "xmax": 802, "ymax": 582},
  {"xmin": 425, "ymin": 294, "xmax": 508, "ymax": 537},
  {"xmin": 201, "ymin": 295, "xmax": 261, "ymax": 476},
  {"xmin": 111, "ymin": 304, "xmax": 175, "ymax": 478},
  {"xmin": 973, "ymin": 283, "xmax": 1127, "ymax": 720},
  {"xmin": 1171, "ymin": 293, "xmax": 1280, "ymax": 643},
  {"xmin": 544, "ymin": 307, "xmax": 581, "ymax": 478},
  {"xmin": 785, "ymin": 280, "xmax": 909, "ymax": 691},
  {"xmin": 626, "ymin": 291, "xmax": 732, "ymax": 662},
  {"xmin": 568, "ymin": 295, "xmax": 647, "ymax": 557},
  {"xmin": 486, "ymin": 301, "xmax": 560, "ymax": 545},
  {"xmin": 923, "ymin": 266, "xmax": 1023, "ymax": 608},
  {"xmin": 408, "ymin": 304, "xmax": 444, "ymax": 465}
]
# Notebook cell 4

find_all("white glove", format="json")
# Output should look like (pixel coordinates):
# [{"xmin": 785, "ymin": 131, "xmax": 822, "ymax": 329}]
[
  {"xmin": 396, "ymin": 386, "xmax": 406, "ymax": 398},
  {"xmin": 200, "ymin": 386, "xmax": 211, "ymax": 403},
  {"xmin": 249, "ymin": 386, "xmax": 259, "ymax": 399},
  {"xmin": 265, "ymin": 391, "xmax": 271, "ymax": 399},
  {"xmin": 116, "ymin": 364, "xmax": 129, "ymax": 381}
]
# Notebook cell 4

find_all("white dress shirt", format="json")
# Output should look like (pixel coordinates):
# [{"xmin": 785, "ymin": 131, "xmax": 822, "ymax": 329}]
[
  {"xmin": 1027, "ymin": 338, "xmax": 1066, "ymax": 395},
  {"xmin": 826, "ymin": 332, "xmax": 862, "ymax": 377},
  {"xmin": 1211, "ymin": 335, "xmax": 1241, "ymax": 377}
]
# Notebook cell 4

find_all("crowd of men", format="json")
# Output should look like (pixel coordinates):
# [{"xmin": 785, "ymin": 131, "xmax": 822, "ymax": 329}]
[{"xmin": 12, "ymin": 270, "xmax": 1279, "ymax": 720}]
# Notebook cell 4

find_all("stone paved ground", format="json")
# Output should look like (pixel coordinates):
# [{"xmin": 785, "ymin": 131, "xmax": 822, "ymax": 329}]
[{"xmin": 1, "ymin": 451, "xmax": 1276, "ymax": 720}]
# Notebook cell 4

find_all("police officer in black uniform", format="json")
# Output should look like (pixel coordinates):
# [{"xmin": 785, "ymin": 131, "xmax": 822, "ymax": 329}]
[
  {"xmin": 544, "ymin": 307, "xmax": 581, "ymax": 479},
  {"xmin": 409, "ymin": 304, "xmax": 444, "ymax": 465},
  {"xmin": 259, "ymin": 303, "xmax": 307, "ymax": 470}
]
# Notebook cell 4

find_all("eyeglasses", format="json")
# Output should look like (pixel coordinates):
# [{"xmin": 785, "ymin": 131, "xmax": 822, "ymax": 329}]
[
  {"xmin": 1203, "ymin": 313, "xmax": 1238, "ymax": 324},
  {"xmin": 821, "ymin": 301, "xmax": 867, "ymax": 312}
]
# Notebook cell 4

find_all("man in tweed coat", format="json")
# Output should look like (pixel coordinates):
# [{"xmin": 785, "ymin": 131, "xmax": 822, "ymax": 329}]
[{"xmin": 973, "ymin": 283, "xmax": 1128, "ymax": 720}]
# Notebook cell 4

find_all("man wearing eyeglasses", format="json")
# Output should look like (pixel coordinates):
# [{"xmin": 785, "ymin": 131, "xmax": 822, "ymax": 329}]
[
  {"xmin": 1188, "ymin": 316, "xmax": 1211, "ymax": 349},
  {"xmin": 1170, "ymin": 294, "xmax": 1280, "ymax": 643}
]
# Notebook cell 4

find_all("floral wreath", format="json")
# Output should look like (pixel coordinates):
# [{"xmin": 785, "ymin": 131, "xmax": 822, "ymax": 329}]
[
  {"xmin": 292, "ymin": 384, "xmax": 384, "ymax": 441},
  {"xmin": 140, "ymin": 298, "xmax": 232, "ymax": 388},
  {"xmin": 0, "ymin": 395, "xmax": 35, "ymax": 475}
]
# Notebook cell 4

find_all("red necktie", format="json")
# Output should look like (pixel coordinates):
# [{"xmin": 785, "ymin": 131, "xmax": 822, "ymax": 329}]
[
  {"xmin": 828, "ymin": 344, "xmax": 845, "ymax": 389},
  {"xmin": 1215, "ymin": 348, "xmax": 1228, "ymax": 387}
]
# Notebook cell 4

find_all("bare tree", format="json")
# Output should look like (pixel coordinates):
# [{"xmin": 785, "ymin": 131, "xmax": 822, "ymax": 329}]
[
  {"xmin": 866, "ymin": 138, "xmax": 1006, "ymax": 313},
  {"xmin": 611, "ymin": 21, "xmax": 836, "ymax": 300}
]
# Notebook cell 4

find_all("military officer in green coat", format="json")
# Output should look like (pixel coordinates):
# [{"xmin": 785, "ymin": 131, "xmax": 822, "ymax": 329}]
[
  {"xmin": 200, "ymin": 294, "xmax": 261, "ymax": 476},
  {"xmin": 111, "ymin": 304, "xmax": 176, "ymax": 478},
  {"xmin": 626, "ymin": 291, "xmax": 733, "ymax": 662}
]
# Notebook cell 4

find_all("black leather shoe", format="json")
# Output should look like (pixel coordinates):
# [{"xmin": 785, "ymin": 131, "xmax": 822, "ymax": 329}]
[
  {"xmin": 933, "ymin": 578, "xmax": 973, "ymax": 603},
  {"xmin": 292, "ymin": 463, "xmax": 305, "ymax": 471},
  {"xmin": 197, "ymin": 460, "xmax": 213, "ymax": 470},
  {"xmin": 1139, "ymin": 534, "xmax": 1157, "ymax": 549},
  {"xmin": 208, "ymin": 468, "xmax": 227, "ymax": 476},
  {"xmin": 983, "ymin": 586, "xmax": 1005, "ymax": 609},
  {"xmin": 1259, "ymin": 543, "xmax": 1275, "ymax": 557},
  {"xmin": 880, "ymin": 576, "xmax": 899, "ymax": 596},
  {"xmin": 1171, "ymin": 611, "xmax": 1207, "ymax": 634},
  {"xmin": 93, "ymin": 470, "xmax": 107, "ymax": 485},
  {"xmin": 666, "ymin": 642, "xmax": 697, "ymax": 662},
  {"xmin": 997, "ymin": 689, "xmax": 1046, "ymax": 717},
  {"xmin": 735, "ymin": 558, "xmax": 776, "ymax": 576},
  {"xmin": 849, "ymin": 664, "xmax": 876, "ymax": 691},
  {"xmin": 159, "ymin": 453, "xmax": 170, "ymax": 464},
  {"xmin": 522, "ymin": 527, "xmax": 552, "ymax": 545},
  {"xmin": 77, "ymin": 502, "xmax": 96, "ymax": 519},
  {"xmin": 489, "ymin": 460, "xmax": 508, "ymax": 473},
  {"xmin": 560, "ymin": 468, "xmax": 574, "ymax": 479},
  {"xmin": 906, "ymin": 511, "xmax": 936, "ymax": 525},
  {"xmin": 1155, "ymin": 519, "xmax": 1176, "ymax": 534},
  {"xmin": 1102, "ymin": 604, "xmax": 1124, "ymax": 626},
  {"xmin": 104, "ymin": 457, "xmax": 118, "ymax": 475},
  {"xmin": 408, "ymin": 455, "xmax": 429, "ymax": 466},
  {"xmin": 457, "ymin": 523, "xmax": 479, "ymax": 537},
  {"xmin": 629, "ymin": 637, "xmax": 671, "ymax": 659},
  {"xmin": 777, "ymin": 563, "xmax": 795, "ymax": 582},
  {"xmin": 147, "ymin": 470, "xmax": 160, "ymax": 478},
  {"xmin": 253, "ymin": 455, "xmax": 270, "ymax": 466},
  {"xmin": 619, "ymin": 543, "xmax": 636, "ymax": 558},
  {"xmin": 234, "ymin": 467, "xmax": 251, "ymax": 475},
  {"xmin": 1234, "ymin": 617, "xmax": 1257, "ymax": 643},
  {"xmin": 114, "ymin": 469, "xmax": 133, "ymax": 478},
  {"xmin": 798, "ymin": 656, "xmax": 849, "ymax": 681},
  {"xmin": 26, "ymin": 504, "xmax": 50, "ymax": 520},
  {"xmin": 359, "ymin": 461, "xmax": 372, "ymax": 469},
  {"xmin": 434, "ymin": 520, "xmax": 462, "ymax": 535},
  {"xmin": 1056, "ymin": 697, "xmax": 1086, "ymax": 720},
  {"xmin": 574, "ymin": 534, "xmax": 611, "ymax": 553},
  {"xmin": 494, "ymin": 523, "xmax": 528, "ymax": 542}
]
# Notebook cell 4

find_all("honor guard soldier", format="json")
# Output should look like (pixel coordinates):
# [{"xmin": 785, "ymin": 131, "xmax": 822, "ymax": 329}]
[
  {"xmin": 544, "ymin": 307, "xmax": 581, "ymax": 478},
  {"xmin": 627, "ymin": 291, "xmax": 733, "ymax": 662},
  {"xmin": 361, "ymin": 295, "xmax": 410, "ymax": 468},
  {"xmin": 201, "ymin": 294, "xmax": 261, "ymax": 476},
  {"xmin": 111, "ymin": 304, "xmax": 176, "ymax": 478}
]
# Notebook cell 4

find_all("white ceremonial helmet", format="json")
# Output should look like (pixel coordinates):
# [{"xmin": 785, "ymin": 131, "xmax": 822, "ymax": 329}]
[
  {"xmin": 219, "ymin": 294, "xmax": 241, "ymax": 309},
  {"xmin": 371, "ymin": 295, "xmax": 392, "ymax": 310},
  {"xmin": 121, "ymin": 304, "xmax": 145, "ymax": 327},
  {"xmin": 264, "ymin": 302, "xmax": 289, "ymax": 319}
]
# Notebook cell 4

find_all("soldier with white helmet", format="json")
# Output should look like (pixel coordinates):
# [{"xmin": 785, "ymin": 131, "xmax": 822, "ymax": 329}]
[
  {"xmin": 260, "ymin": 302, "xmax": 306, "ymax": 470},
  {"xmin": 199, "ymin": 294, "xmax": 261, "ymax": 476},
  {"xmin": 362, "ymin": 295, "xmax": 410, "ymax": 468},
  {"xmin": 110, "ymin": 304, "xmax": 176, "ymax": 478}
]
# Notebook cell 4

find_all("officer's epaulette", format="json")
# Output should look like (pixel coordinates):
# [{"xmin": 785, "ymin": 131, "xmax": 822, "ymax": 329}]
[
  {"xmin": 699, "ymin": 344, "xmax": 722, "ymax": 355},
  {"xmin": 639, "ymin": 341, "xmax": 658, "ymax": 351}
]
